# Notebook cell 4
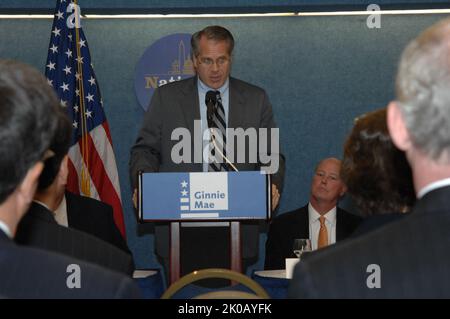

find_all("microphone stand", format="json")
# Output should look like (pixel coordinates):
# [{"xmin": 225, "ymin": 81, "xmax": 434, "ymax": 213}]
[{"xmin": 209, "ymin": 128, "xmax": 238, "ymax": 172}]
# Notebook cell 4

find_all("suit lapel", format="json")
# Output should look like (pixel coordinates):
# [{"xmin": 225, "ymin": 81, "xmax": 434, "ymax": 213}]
[
  {"xmin": 29, "ymin": 202, "xmax": 58, "ymax": 224},
  {"xmin": 180, "ymin": 77, "xmax": 200, "ymax": 135},
  {"xmin": 65, "ymin": 192, "xmax": 82, "ymax": 228},
  {"xmin": 294, "ymin": 205, "xmax": 310, "ymax": 239},
  {"xmin": 336, "ymin": 208, "xmax": 346, "ymax": 241},
  {"xmin": 228, "ymin": 78, "xmax": 245, "ymax": 129}
]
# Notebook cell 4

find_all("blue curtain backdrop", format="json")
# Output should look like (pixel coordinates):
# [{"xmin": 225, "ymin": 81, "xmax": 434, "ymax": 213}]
[{"xmin": 0, "ymin": 2, "xmax": 448, "ymax": 271}]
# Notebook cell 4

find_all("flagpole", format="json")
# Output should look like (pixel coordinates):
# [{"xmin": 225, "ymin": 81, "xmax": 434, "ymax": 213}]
[{"xmin": 73, "ymin": 0, "xmax": 90, "ymax": 196}]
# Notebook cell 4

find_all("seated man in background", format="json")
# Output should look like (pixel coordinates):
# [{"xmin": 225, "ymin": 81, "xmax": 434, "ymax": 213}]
[
  {"xmin": 19, "ymin": 101, "xmax": 130, "ymax": 254},
  {"xmin": 0, "ymin": 59, "xmax": 139, "ymax": 298},
  {"xmin": 15, "ymin": 107, "xmax": 134, "ymax": 276},
  {"xmin": 289, "ymin": 18, "xmax": 450, "ymax": 298},
  {"xmin": 264, "ymin": 157, "xmax": 362, "ymax": 270}
]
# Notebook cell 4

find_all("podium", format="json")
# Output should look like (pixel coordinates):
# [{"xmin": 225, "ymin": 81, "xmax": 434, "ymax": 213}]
[{"xmin": 138, "ymin": 171, "xmax": 271, "ymax": 284}]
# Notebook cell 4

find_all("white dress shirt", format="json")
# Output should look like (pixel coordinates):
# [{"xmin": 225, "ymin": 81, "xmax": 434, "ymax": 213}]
[
  {"xmin": 417, "ymin": 178, "xmax": 450, "ymax": 199},
  {"xmin": 308, "ymin": 203, "xmax": 337, "ymax": 250},
  {"xmin": 0, "ymin": 219, "xmax": 12, "ymax": 238},
  {"xmin": 53, "ymin": 196, "xmax": 68, "ymax": 227}
]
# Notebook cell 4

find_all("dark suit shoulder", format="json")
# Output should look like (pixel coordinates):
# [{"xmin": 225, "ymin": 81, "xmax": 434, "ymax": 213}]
[
  {"xmin": 337, "ymin": 208, "xmax": 363, "ymax": 224},
  {"xmin": 0, "ymin": 239, "xmax": 140, "ymax": 298},
  {"xmin": 66, "ymin": 191, "xmax": 112, "ymax": 218},
  {"xmin": 230, "ymin": 77, "xmax": 266, "ymax": 94},
  {"xmin": 16, "ymin": 199, "xmax": 134, "ymax": 276},
  {"xmin": 155, "ymin": 76, "xmax": 196, "ymax": 94},
  {"xmin": 271, "ymin": 205, "xmax": 308, "ymax": 226}
]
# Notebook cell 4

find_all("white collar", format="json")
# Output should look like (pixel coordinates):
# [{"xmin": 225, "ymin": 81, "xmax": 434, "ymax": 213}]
[
  {"xmin": 417, "ymin": 178, "xmax": 450, "ymax": 198},
  {"xmin": 0, "ymin": 220, "xmax": 12, "ymax": 238},
  {"xmin": 198, "ymin": 77, "xmax": 229, "ymax": 95},
  {"xmin": 308, "ymin": 202, "xmax": 337, "ymax": 224}
]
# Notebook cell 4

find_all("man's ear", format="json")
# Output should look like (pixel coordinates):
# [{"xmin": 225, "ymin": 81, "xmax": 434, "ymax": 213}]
[
  {"xmin": 387, "ymin": 101, "xmax": 412, "ymax": 151},
  {"xmin": 192, "ymin": 55, "xmax": 199, "ymax": 70},
  {"xmin": 17, "ymin": 162, "xmax": 44, "ymax": 208},
  {"xmin": 340, "ymin": 184, "xmax": 347, "ymax": 197},
  {"xmin": 58, "ymin": 155, "xmax": 69, "ymax": 186}
]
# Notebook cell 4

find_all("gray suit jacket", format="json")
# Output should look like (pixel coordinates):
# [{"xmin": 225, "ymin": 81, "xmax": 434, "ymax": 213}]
[
  {"xmin": 129, "ymin": 76, "xmax": 285, "ymax": 262},
  {"xmin": 130, "ymin": 76, "xmax": 285, "ymax": 190}
]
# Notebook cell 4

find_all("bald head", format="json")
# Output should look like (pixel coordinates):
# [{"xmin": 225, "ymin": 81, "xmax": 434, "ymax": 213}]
[{"xmin": 314, "ymin": 158, "xmax": 341, "ymax": 172}]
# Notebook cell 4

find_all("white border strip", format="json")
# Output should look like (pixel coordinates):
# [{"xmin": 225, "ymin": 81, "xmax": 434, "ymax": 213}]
[
  {"xmin": 1, "ymin": 10, "xmax": 450, "ymax": 19},
  {"xmin": 181, "ymin": 213, "xmax": 219, "ymax": 218}
]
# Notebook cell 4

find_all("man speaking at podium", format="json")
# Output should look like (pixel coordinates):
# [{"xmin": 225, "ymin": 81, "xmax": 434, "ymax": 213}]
[{"xmin": 130, "ymin": 25, "xmax": 285, "ymax": 284}]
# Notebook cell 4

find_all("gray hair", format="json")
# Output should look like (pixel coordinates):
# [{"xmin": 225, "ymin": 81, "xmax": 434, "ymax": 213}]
[
  {"xmin": 396, "ymin": 18, "xmax": 450, "ymax": 162},
  {"xmin": 191, "ymin": 25, "xmax": 234, "ymax": 57},
  {"xmin": 0, "ymin": 60, "xmax": 59, "ymax": 202}
]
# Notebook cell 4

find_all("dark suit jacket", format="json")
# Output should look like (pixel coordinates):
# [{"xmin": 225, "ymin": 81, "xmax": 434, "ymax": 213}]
[
  {"xmin": 265, "ymin": 205, "xmax": 362, "ymax": 270},
  {"xmin": 15, "ymin": 202, "xmax": 134, "ymax": 276},
  {"xmin": 350, "ymin": 213, "xmax": 407, "ymax": 238},
  {"xmin": 129, "ymin": 76, "xmax": 285, "ymax": 273},
  {"xmin": 0, "ymin": 230, "xmax": 140, "ymax": 298},
  {"xmin": 65, "ymin": 191, "xmax": 131, "ymax": 254},
  {"xmin": 288, "ymin": 186, "xmax": 450, "ymax": 298}
]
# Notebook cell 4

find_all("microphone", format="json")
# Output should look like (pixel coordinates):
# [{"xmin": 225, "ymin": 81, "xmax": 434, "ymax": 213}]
[{"xmin": 205, "ymin": 90, "xmax": 217, "ymax": 129}]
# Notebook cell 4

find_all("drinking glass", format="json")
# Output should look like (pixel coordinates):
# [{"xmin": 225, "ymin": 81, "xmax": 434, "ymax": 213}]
[{"xmin": 292, "ymin": 239, "xmax": 312, "ymax": 259}]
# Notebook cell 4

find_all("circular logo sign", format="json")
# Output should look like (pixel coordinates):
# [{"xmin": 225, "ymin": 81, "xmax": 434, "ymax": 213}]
[{"xmin": 134, "ymin": 33, "xmax": 195, "ymax": 111}]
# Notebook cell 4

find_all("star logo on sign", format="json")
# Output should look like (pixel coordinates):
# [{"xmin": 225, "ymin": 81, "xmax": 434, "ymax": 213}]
[
  {"xmin": 60, "ymin": 82, "xmax": 69, "ymax": 92},
  {"xmin": 181, "ymin": 190, "xmax": 188, "ymax": 196},
  {"xmin": 49, "ymin": 44, "xmax": 58, "ymax": 54},
  {"xmin": 181, "ymin": 181, "xmax": 188, "ymax": 188},
  {"xmin": 86, "ymin": 93, "xmax": 94, "ymax": 102}
]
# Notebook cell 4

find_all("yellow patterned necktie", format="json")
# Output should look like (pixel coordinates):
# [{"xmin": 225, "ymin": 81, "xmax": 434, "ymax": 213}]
[{"xmin": 318, "ymin": 216, "xmax": 328, "ymax": 249}]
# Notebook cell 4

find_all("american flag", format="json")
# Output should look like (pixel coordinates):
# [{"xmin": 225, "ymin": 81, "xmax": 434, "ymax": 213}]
[{"xmin": 45, "ymin": 0, "xmax": 126, "ymax": 238}]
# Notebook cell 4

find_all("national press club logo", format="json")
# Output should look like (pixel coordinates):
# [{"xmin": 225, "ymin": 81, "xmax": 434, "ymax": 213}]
[{"xmin": 134, "ymin": 33, "xmax": 195, "ymax": 111}]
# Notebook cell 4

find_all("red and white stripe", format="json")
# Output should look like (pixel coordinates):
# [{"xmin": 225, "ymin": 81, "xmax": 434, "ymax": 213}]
[{"xmin": 66, "ymin": 122, "xmax": 126, "ymax": 238}]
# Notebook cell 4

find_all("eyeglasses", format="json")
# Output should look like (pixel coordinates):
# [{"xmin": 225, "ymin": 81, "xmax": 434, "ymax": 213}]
[{"xmin": 197, "ymin": 57, "xmax": 230, "ymax": 68}]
